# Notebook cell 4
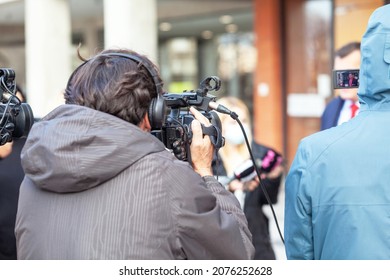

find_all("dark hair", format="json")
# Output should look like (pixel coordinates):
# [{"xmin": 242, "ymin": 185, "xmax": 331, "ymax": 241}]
[
  {"xmin": 335, "ymin": 42, "xmax": 361, "ymax": 58},
  {"xmin": 64, "ymin": 49, "xmax": 163, "ymax": 126}
]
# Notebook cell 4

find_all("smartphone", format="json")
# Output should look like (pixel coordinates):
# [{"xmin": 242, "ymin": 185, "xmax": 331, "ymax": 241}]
[{"xmin": 333, "ymin": 69, "xmax": 359, "ymax": 89}]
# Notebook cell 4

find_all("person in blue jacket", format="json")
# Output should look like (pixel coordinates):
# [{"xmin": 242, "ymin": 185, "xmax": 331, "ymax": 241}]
[{"xmin": 284, "ymin": 4, "xmax": 390, "ymax": 260}]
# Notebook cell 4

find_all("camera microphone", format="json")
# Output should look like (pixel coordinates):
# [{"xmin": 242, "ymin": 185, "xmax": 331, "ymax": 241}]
[
  {"xmin": 209, "ymin": 101, "xmax": 231, "ymax": 115},
  {"xmin": 209, "ymin": 101, "xmax": 239, "ymax": 120}
]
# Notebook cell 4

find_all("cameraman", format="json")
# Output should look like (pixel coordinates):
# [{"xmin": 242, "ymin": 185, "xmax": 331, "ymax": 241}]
[{"xmin": 15, "ymin": 49, "xmax": 254, "ymax": 260}]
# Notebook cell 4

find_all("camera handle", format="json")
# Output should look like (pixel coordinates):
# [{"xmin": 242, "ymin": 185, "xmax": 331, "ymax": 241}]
[
  {"xmin": 201, "ymin": 123, "xmax": 224, "ymax": 149},
  {"xmin": 185, "ymin": 121, "xmax": 225, "ymax": 166}
]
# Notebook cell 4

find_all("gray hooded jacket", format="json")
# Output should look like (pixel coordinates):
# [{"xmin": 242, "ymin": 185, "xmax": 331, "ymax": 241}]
[{"xmin": 15, "ymin": 104, "xmax": 254, "ymax": 259}]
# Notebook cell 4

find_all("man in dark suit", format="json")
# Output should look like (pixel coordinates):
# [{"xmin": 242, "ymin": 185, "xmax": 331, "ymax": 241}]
[
  {"xmin": 0, "ymin": 138, "xmax": 26, "ymax": 259},
  {"xmin": 321, "ymin": 42, "xmax": 361, "ymax": 130},
  {"xmin": 0, "ymin": 86, "xmax": 27, "ymax": 259}
]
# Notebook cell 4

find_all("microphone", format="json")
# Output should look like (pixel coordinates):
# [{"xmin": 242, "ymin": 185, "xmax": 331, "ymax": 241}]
[
  {"xmin": 209, "ymin": 101, "xmax": 232, "ymax": 115},
  {"xmin": 209, "ymin": 101, "xmax": 240, "ymax": 123},
  {"xmin": 230, "ymin": 150, "xmax": 283, "ymax": 183},
  {"xmin": 233, "ymin": 159, "xmax": 257, "ymax": 182}
]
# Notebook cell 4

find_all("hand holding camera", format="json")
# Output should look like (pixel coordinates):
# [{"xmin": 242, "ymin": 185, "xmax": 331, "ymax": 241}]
[{"xmin": 189, "ymin": 106, "xmax": 214, "ymax": 177}]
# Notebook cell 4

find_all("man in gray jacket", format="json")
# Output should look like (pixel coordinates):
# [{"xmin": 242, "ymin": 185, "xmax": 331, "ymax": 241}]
[{"xmin": 15, "ymin": 49, "xmax": 254, "ymax": 259}]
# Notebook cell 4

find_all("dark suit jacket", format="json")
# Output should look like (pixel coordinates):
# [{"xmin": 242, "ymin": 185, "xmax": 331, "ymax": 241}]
[
  {"xmin": 0, "ymin": 138, "xmax": 26, "ymax": 259},
  {"xmin": 320, "ymin": 96, "xmax": 345, "ymax": 130}
]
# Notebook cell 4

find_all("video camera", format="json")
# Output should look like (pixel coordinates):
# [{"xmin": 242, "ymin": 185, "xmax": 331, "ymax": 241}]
[
  {"xmin": 333, "ymin": 69, "xmax": 359, "ymax": 89},
  {"xmin": 152, "ymin": 76, "xmax": 225, "ymax": 162},
  {"xmin": 0, "ymin": 68, "xmax": 34, "ymax": 145}
]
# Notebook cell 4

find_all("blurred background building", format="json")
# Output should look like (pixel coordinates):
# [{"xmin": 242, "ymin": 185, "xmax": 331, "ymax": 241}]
[
  {"xmin": 0, "ymin": 0, "xmax": 387, "ymax": 259},
  {"xmin": 0, "ymin": 0, "xmax": 385, "ymax": 167}
]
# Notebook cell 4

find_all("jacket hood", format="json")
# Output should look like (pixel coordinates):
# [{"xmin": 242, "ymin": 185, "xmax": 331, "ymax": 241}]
[
  {"xmin": 21, "ymin": 104, "xmax": 166, "ymax": 193},
  {"xmin": 358, "ymin": 4, "xmax": 390, "ymax": 110}
]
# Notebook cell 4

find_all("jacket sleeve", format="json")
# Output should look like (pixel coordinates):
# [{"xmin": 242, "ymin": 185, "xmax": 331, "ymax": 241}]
[
  {"xmin": 171, "ymin": 172, "xmax": 254, "ymax": 259},
  {"xmin": 284, "ymin": 140, "xmax": 314, "ymax": 259}
]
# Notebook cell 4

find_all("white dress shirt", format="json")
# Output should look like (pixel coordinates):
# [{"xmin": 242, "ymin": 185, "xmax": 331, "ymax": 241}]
[{"xmin": 337, "ymin": 99, "xmax": 360, "ymax": 126}]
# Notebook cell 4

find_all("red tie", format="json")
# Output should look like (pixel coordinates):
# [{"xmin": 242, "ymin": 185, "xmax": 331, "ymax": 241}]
[{"xmin": 350, "ymin": 103, "xmax": 359, "ymax": 118}]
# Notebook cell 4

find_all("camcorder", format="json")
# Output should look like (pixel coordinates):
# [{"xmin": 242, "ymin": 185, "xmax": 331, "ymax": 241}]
[
  {"xmin": 152, "ymin": 76, "xmax": 225, "ymax": 162},
  {"xmin": 333, "ymin": 69, "xmax": 359, "ymax": 89},
  {"xmin": 0, "ymin": 68, "xmax": 34, "ymax": 145}
]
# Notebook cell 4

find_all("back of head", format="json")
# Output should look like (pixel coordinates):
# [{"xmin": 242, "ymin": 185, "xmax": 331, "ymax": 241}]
[
  {"xmin": 358, "ymin": 4, "xmax": 390, "ymax": 108},
  {"xmin": 64, "ymin": 49, "xmax": 163, "ymax": 126}
]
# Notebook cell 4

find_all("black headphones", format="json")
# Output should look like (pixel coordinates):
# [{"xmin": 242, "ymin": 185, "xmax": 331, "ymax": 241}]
[{"xmin": 66, "ymin": 52, "xmax": 167, "ymax": 129}]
